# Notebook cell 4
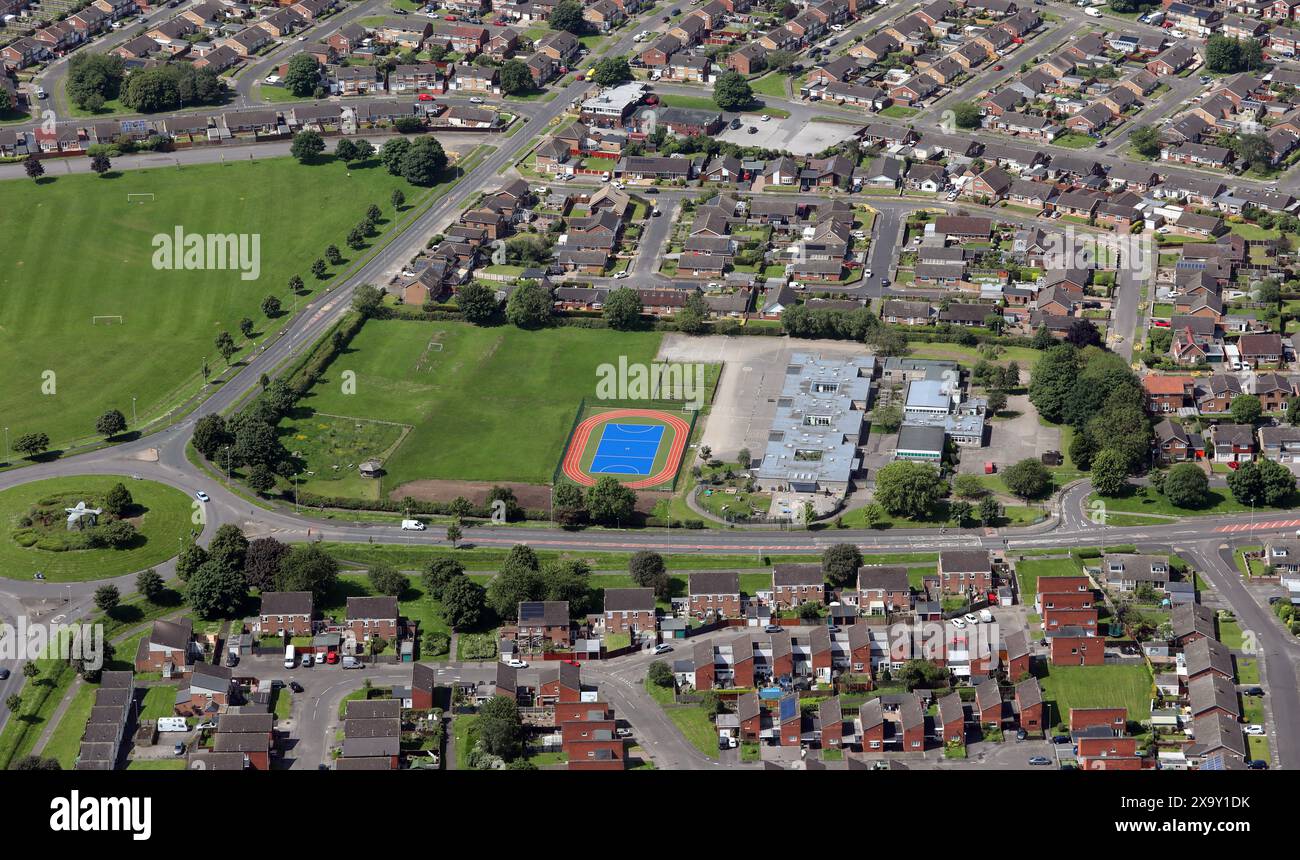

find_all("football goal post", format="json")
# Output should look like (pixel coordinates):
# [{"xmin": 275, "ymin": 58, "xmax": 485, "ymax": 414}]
[
  {"xmin": 126, "ymin": 193, "xmax": 155, "ymax": 204},
  {"xmin": 91, "ymin": 315, "xmax": 125, "ymax": 325}
]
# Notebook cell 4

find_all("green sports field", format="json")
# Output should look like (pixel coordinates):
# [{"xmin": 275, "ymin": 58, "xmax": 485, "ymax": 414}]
[
  {"xmin": 293, "ymin": 319, "xmax": 662, "ymax": 492},
  {"xmin": 0, "ymin": 476, "xmax": 195, "ymax": 581},
  {"xmin": 0, "ymin": 156, "xmax": 439, "ymax": 451}
]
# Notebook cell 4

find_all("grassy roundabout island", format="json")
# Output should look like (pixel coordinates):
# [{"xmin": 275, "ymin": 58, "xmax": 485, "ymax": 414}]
[{"xmin": 0, "ymin": 476, "xmax": 197, "ymax": 581}]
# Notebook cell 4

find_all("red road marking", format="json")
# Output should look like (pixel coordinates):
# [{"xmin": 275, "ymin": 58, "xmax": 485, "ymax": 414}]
[
  {"xmin": 1213, "ymin": 519, "xmax": 1300, "ymax": 533},
  {"xmin": 561, "ymin": 408, "xmax": 690, "ymax": 489}
]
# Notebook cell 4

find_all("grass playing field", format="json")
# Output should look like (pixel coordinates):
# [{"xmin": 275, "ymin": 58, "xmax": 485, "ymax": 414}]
[
  {"xmin": 0, "ymin": 155, "xmax": 443, "ymax": 451},
  {"xmin": 0, "ymin": 476, "xmax": 195, "ymax": 581},
  {"xmin": 294, "ymin": 319, "xmax": 662, "ymax": 492}
]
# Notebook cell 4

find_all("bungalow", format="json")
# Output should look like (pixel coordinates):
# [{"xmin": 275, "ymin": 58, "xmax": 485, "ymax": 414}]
[{"xmin": 1238, "ymin": 333, "xmax": 1284, "ymax": 368}]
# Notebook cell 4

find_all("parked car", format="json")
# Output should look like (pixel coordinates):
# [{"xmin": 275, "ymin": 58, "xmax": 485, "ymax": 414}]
[
  {"xmin": 1247, "ymin": 760, "xmax": 1268, "ymax": 769},
  {"xmin": 1244, "ymin": 724, "xmax": 1265, "ymax": 735},
  {"xmin": 173, "ymin": 742, "xmax": 185, "ymax": 756},
  {"xmin": 289, "ymin": 680, "xmax": 304, "ymax": 693},
  {"xmin": 963, "ymin": 613, "xmax": 980, "ymax": 625},
  {"xmin": 1028, "ymin": 756, "xmax": 1052, "ymax": 765},
  {"xmin": 1245, "ymin": 687, "xmax": 1264, "ymax": 696},
  {"xmin": 468, "ymin": 96, "xmax": 485, "ymax": 104},
  {"xmin": 748, "ymin": 126, "xmax": 758, "ymax": 133},
  {"xmin": 654, "ymin": 644, "xmax": 673, "ymax": 654},
  {"xmin": 507, "ymin": 659, "xmax": 528, "ymax": 668},
  {"xmin": 0, "ymin": 669, "xmax": 9, "ymax": 680},
  {"xmin": 225, "ymin": 652, "xmax": 239, "ymax": 668},
  {"xmin": 1052, "ymin": 734, "xmax": 1071, "ymax": 744},
  {"xmin": 951, "ymin": 618, "xmax": 966, "ymax": 629},
  {"xmin": 992, "ymin": 64, "xmax": 1003, "ymax": 71},
  {"xmin": 301, "ymin": 653, "xmax": 314, "ymax": 667},
  {"xmin": 764, "ymin": 624, "xmax": 785, "ymax": 633},
  {"xmin": 979, "ymin": 609, "xmax": 994, "ymax": 623},
  {"xmin": 325, "ymin": 651, "xmax": 338, "ymax": 664},
  {"xmin": 1016, "ymin": 728, "xmax": 1028, "ymax": 741}
]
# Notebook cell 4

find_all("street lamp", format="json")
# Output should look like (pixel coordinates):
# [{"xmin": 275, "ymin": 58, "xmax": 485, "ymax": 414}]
[{"xmin": 132, "ymin": 396, "xmax": 137, "ymax": 427}]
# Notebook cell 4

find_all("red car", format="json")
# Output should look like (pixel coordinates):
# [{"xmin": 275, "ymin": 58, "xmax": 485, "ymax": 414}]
[
  {"xmin": 1151, "ymin": 319, "xmax": 1170, "ymax": 327},
  {"xmin": 445, "ymin": 14, "xmax": 457, "ymax": 20},
  {"xmin": 992, "ymin": 64, "xmax": 1003, "ymax": 70},
  {"xmin": 563, "ymin": 659, "xmax": 580, "ymax": 666},
  {"xmin": 418, "ymin": 93, "xmax": 434, "ymax": 101},
  {"xmin": 325, "ymin": 651, "xmax": 338, "ymax": 664}
]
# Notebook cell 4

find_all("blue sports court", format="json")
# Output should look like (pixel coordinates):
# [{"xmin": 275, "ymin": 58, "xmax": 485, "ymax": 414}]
[{"xmin": 589, "ymin": 423, "xmax": 664, "ymax": 476}]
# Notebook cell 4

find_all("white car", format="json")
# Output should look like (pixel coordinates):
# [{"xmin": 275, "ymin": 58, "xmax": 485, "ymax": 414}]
[
  {"xmin": 468, "ymin": 96, "xmax": 485, "ymax": 103},
  {"xmin": 301, "ymin": 653, "xmax": 314, "ymax": 667},
  {"xmin": 1084, "ymin": 6, "xmax": 1100, "ymax": 15},
  {"xmin": 507, "ymin": 659, "xmax": 528, "ymax": 668},
  {"xmin": 1169, "ymin": 29, "xmax": 1186, "ymax": 39},
  {"xmin": 951, "ymin": 618, "xmax": 967, "ymax": 629},
  {"xmin": 979, "ymin": 609, "xmax": 994, "ymax": 623},
  {"xmin": 761, "ymin": 114, "xmax": 771, "ymax": 121},
  {"xmin": 613, "ymin": 271, "xmax": 629, "ymax": 279},
  {"xmin": 195, "ymin": 491, "xmax": 211, "ymax": 503},
  {"xmin": 963, "ymin": 613, "xmax": 980, "ymax": 625},
  {"xmin": 865, "ymin": 268, "xmax": 873, "ymax": 277},
  {"xmin": 1244, "ymin": 724, "xmax": 1265, "ymax": 735},
  {"xmin": 653, "ymin": 644, "xmax": 673, "ymax": 654}
]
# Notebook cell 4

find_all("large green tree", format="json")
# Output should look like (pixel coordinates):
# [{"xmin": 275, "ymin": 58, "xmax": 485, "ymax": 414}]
[
  {"xmin": 822, "ymin": 543, "xmax": 862, "ymax": 588},
  {"xmin": 872, "ymin": 461, "xmax": 943, "ymax": 519},
  {"xmin": 1002, "ymin": 458, "xmax": 1051, "ymax": 500},
  {"xmin": 713, "ymin": 70, "xmax": 753, "ymax": 111},
  {"xmin": 1163, "ymin": 463, "xmax": 1209, "ymax": 509},
  {"xmin": 602, "ymin": 287, "xmax": 643, "ymax": 330}
]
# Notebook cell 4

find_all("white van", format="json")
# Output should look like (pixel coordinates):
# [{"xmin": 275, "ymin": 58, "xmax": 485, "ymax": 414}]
[
  {"xmin": 342, "ymin": 655, "xmax": 363, "ymax": 669},
  {"xmin": 284, "ymin": 644, "xmax": 296, "ymax": 669},
  {"xmin": 401, "ymin": 519, "xmax": 425, "ymax": 531}
]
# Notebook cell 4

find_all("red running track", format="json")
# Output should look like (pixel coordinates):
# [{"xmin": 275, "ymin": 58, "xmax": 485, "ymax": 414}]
[{"xmin": 561, "ymin": 408, "xmax": 691, "ymax": 489}]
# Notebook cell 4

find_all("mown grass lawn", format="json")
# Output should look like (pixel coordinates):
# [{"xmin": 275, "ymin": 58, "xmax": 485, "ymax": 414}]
[
  {"xmin": 0, "ymin": 156, "xmax": 446, "ymax": 449},
  {"xmin": 1035, "ymin": 663, "xmax": 1153, "ymax": 725},
  {"xmin": 0, "ymin": 476, "xmax": 194, "ymax": 581},
  {"xmin": 139, "ymin": 685, "xmax": 179, "ymax": 721},
  {"xmin": 298, "ymin": 320, "xmax": 662, "ymax": 489},
  {"xmin": 1088, "ymin": 486, "xmax": 1294, "ymax": 518},
  {"xmin": 40, "ymin": 679, "xmax": 95, "ymax": 769},
  {"xmin": 1014, "ymin": 556, "xmax": 1083, "ymax": 597}
]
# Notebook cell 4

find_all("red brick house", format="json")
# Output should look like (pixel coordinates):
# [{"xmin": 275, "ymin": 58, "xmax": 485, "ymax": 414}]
[
  {"xmin": 345, "ymin": 595, "xmax": 400, "ymax": 645},
  {"xmin": 602, "ymin": 588, "xmax": 655, "ymax": 635},
  {"xmin": 688, "ymin": 570, "xmax": 740, "ymax": 618},
  {"xmin": 725, "ymin": 634, "xmax": 755, "ymax": 688},
  {"xmin": 819, "ymin": 697, "xmax": 844, "ymax": 750},
  {"xmin": 737, "ymin": 692, "xmax": 762, "ymax": 741},
  {"xmin": 1077, "ymin": 734, "xmax": 1141, "ymax": 770},
  {"xmin": 134, "ymin": 618, "xmax": 198, "ymax": 674},
  {"xmin": 258, "ymin": 591, "xmax": 313, "ymax": 637},
  {"xmin": 1015, "ymin": 677, "xmax": 1044, "ymax": 734},
  {"xmin": 778, "ymin": 693, "xmax": 802, "ymax": 746},
  {"xmin": 856, "ymin": 565, "xmax": 912, "ymax": 614},
  {"xmin": 1003, "ymin": 629, "xmax": 1031, "ymax": 681},
  {"xmin": 176, "ymin": 664, "xmax": 235, "ymax": 715},
  {"xmin": 1050, "ymin": 630, "xmax": 1103, "ymax": 665},
  {"xmin": 772, "ymin": 563, "xmax": 825, "ymax": 608},
  {"xmin": 937, "ymin": 692, "xmax": 965, "ymax": 746},
  {"xmin": 411, "ymin": 662, "xmax": 437, "ymax": 710},
  {"xmin": 1142, "ymin": 375, "xmax": 1195, "ymax": 414},
  {"xmin": 938, "ymin": 550, "xmax": 993, "ymax": 596},
  {"xmin": 859, "ymin": 699, "xmax": 886, "ymax": 751},
  {"xmin": 974, "ymin": 678, "xmax": 1003, "ymax": 725},
  {"xmin": 1070, "ymin": 707, "xmax": 1127, "ymax": 735},
  {"xmin": 899, "ymin": 695, "xmax": 926, "ymax": 751},
  {"xmin": 517, "ymin": 600, "xmax": 572, "ymax": 649}
]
